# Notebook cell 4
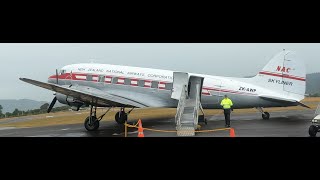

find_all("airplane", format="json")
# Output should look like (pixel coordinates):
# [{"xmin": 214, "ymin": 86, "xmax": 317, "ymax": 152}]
[{"xmin": 20, "ymin": 50, "xmax": 310, "ymax": 131}]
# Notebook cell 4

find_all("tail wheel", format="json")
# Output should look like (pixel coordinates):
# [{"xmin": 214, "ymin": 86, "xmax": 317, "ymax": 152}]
[
  {"xmin": 309, "ymin": 125, "xmax": 318, "ymax": 137},
  {"xmin": 262, "ymin": 112, "xmax": 270, "ymax": 120},
  {"xmin": 84, "ymin": 116, "xmax": 100, "ymax": 131}
]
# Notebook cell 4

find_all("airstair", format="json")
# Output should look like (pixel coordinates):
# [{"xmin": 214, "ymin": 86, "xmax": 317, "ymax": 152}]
[{"xmin": 171, "ymin": 72, "xmax": 205, "ymax": 136}]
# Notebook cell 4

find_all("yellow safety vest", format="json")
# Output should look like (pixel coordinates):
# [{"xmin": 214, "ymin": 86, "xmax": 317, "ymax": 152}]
[{"xmin": 220, "ymin": 98, "xmax": 233, "ymax": 109}]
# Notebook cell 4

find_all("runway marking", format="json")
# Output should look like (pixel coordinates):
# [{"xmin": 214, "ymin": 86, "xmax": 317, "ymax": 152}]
[
  {"xmin": 26, "ymin": 132, "xmax": 86, "ymax": 137},
  {"xmin": 61, "ymin": 128, "xmax": 70, "ymax": 131},
  {"xmin": 64, "ymin": 133, "xmax": 85, "ymax": 137},
  {"xmin": 0, "ymin": 132, "xmax": 18, "ymax": 136},
  {"xmin": 112, "ymin": 130, "xmax": 138, "ymax": 136},
  {"xmin": 0, "ymin": 127, "xmax": 16, "ymax": 130},
  {"xmin": 26, "ymin": 134, "xmax": 58, "ymax": 137}
]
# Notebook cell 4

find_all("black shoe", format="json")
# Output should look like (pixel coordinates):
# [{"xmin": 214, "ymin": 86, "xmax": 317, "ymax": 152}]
[
  {"xmin": 225, "ymin": 125, "xmax": 229, "ymax": 128},
  {"xmin": 227, "ymin": 125, "xmax": 231, "ymax": 127}
]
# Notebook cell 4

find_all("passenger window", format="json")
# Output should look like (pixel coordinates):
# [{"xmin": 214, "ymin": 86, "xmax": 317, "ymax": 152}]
[
  {"xmin": 124, "ymin": 78, "xmax": 131, "ymax": 85},
  {"xmin": 151, "ymin": 81, "xmax": 158, "ymax": 88},
  {"xmin": 138, "ymin": 80, "xmax": 145, "ymax": 87},
  {"xmin": 112, "ymin": 77, "xmax": 118, "ymax": 84},
  {"xmin": 86, "ymin": 75, "xmax": 93, "ymax": 81},
  {"xmin": 165, "ymin": 83, "xmax": 173, "ymax": 90},
  {"xmin": 98, "ymin": 75, "xmax": 105, "ymax": 82}
]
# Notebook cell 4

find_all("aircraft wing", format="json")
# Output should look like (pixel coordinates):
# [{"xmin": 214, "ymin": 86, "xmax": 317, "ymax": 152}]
[
  {"xmin": 259, "ymin": 95, "xmax": 311, "ymax": 108},
  {"xmin": 19, "ymin": 78, "xmax": 148, "ymax": 108}
]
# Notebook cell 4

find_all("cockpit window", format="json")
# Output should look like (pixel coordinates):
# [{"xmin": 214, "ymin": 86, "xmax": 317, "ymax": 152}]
[{"xmin": 60, "ymin": 70, "xmax": 67, "ymax": 75}]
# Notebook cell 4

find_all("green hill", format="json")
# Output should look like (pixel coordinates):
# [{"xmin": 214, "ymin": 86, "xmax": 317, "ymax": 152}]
[{"xmin": 0, "ymin": 99, "xmax": 64, "ymax": 113}]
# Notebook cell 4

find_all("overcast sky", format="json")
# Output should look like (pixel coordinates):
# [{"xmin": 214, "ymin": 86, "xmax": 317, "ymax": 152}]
[{"xmin": 0, "ymin": 43, "xmax": 319, "ymax": 102}]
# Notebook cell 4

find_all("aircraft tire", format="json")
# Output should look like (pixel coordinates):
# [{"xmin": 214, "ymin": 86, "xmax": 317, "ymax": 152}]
[
  {"xmin": 309, "ymin": 125, "xmax": 318, "ymax": 137},
  {"xmin": 115, "ymin": 111, "xmax": 128, "ymax": 124},
  {"xmin": 262, "ymin": 112, "xmax": 270, "ymax": 120},
  {"xmin": 84, "ymin": 116, "xmax": 100, "ymax": 131}
]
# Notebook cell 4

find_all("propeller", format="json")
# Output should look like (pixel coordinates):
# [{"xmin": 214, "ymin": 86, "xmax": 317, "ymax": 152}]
[
  {"xmin": 47, "ymin": 97, "xmax": 57, "ymax": 113},
  {"xmin": 47, "ymin": 70, "xmax": 60, "ymax": 113},
  {"xmin": 56, "ymin": 69, "xmax": 59, "ymax": 84}
]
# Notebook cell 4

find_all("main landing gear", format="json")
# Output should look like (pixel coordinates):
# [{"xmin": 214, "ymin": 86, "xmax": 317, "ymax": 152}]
[
  {"xmin": 256, "ymin": 107, "xmax": 270, "ymax": 120},
  {"xmin": 84, "ymin": 106, "xmax": 112, "ymax": 131},
  {"xmin": 84, "ymin": 106, "xmax": 135, "ymax": 131},
  {"xmin": 115, "ymin": 107, "xmax": 134, "ymax": 124}
]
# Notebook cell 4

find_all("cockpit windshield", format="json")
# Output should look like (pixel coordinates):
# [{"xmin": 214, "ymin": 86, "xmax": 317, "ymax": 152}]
[{"xmin": 60, "ymin": 70, "xmax": 67, "ymax": 75}]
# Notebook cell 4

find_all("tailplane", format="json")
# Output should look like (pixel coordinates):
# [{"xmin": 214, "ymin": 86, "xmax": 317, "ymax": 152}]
[{"xmin": 251, "ymin": 50, "xmax": 306, "ymax": 101}]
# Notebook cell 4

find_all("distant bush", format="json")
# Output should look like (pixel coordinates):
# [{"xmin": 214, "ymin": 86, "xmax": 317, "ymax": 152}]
[
  {"xmin": 0, "ymin": 104, "xmax": 3, "ymax": 118},
  {"xmin": 0, "ymin": 105, "xmax": 70, "ymax": 119},
  {"xmin": 310, "ymin": 93, "xmax": 320, "ymax": 97}
]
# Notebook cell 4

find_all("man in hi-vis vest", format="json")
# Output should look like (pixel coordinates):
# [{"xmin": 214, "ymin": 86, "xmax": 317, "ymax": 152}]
[{"xmin": 220, "ymin": 95, "xmax": 233, "ymax": 127}]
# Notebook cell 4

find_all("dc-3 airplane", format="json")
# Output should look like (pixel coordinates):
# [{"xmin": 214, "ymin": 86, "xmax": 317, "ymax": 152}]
[{"xmin": 20, "ymin": 50, "xmax": 310, "ymax": 131}]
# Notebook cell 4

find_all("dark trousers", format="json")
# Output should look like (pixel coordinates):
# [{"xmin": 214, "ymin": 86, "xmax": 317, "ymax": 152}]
[{"xmin": 224, "ymin": 109, "xmax": 231, "ymax": 126}]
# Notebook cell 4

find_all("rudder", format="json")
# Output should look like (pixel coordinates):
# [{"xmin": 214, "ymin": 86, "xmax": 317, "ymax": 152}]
[{"xmin": 252, "ymin": 50, "xmax": 306, "ymax": 100}]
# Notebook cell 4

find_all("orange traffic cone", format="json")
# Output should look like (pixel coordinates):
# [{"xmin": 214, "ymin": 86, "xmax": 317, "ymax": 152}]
[
  {"xmin": 137, "ymin": 119, "xmax": 144, "ymax": 137},
  {"xmin": 229, "ymin": 128, "xmax": 235, "ymax": 137}
]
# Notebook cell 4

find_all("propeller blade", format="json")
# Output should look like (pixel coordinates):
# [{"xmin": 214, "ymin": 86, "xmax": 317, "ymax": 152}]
[
  {"xmin": 47, "ymin": 97, "xmax": 57, "ymax": 113},
  {"xmin": 56, "ymin": 69, "xmax": 59, "ymax": 84}
]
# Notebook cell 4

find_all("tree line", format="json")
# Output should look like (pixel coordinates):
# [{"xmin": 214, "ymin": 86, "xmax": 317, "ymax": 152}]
[
  {"xmin": 0, "ymin": 103, "xmax": 70, "ymax": 119},
  {"xmin": 310, "ymin": 93, "xmax": 320, "ymax": 97}
]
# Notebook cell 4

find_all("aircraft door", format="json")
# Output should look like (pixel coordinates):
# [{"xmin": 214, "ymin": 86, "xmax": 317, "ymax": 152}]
[
  {"xmin": 189, "ymin": 76, "xmax": 204, "ymax": 100},
  {"xmin": 171, "ymin": 72, "xmax": 189, "ymax": 100}
]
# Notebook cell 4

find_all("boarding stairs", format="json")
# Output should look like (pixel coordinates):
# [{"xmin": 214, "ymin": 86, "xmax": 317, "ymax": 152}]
[{"xmin": 171, "ymin": 72, "xmax": 204, "ymax": 136}]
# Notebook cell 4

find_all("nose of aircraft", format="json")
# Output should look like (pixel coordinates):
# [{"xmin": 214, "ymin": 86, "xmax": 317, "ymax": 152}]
[{"xmin": 48, "ymin": 74, "xmax": 58, "ymax": 84}]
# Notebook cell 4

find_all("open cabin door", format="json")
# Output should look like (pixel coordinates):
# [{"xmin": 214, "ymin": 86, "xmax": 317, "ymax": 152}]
[
  {"xmin": 171, "ymin": 72, "xmax": 189, "ymax": 100},
  {"xmin": 188, "ymin": 76, "xmax": 204, "ymax": 101}
]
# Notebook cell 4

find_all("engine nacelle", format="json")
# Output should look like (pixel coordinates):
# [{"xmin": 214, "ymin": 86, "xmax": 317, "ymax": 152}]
[{"xmin": 56, "ymin": 93, "xmax": 84, "ymax": 110}]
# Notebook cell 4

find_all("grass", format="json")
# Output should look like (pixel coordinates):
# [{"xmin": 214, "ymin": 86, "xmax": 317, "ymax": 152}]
[
  {"xmin": 0, "ymin": 97, "xmax": 319, "ymax": 128},
  {"xmin": 0, "ymin": 108, "xmax": 178, "ymax": 128}
]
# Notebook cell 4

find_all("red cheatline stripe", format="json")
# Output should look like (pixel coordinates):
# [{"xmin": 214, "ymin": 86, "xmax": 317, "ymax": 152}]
[
  {"xmin": 131, "ymin": 79, "xmax": 138, "ymax": 86},
  {"xmin": 158, "ymin": 82, "xmax": 166, "ymax": 89},
  {"xmin": 260, "ymin": 71, "xmax": 305, "ymax": 79},
  {"xmin": 49, "ymin": 73, "xmax": 259, "ymax": 95},
  {"xmin": 144, "ymin": 80, "xmax": 151, "ymax": 87},
  {"xmin": 203, "ymin": 87, "xmax": 258, "ymax": 96},
  {"xmin": 259, "ymin": 71, "xmax": 305, "ymax": 81},
  {"xmin": 49, "ymin": 73, "xmax": 172, "ymax": 83}
]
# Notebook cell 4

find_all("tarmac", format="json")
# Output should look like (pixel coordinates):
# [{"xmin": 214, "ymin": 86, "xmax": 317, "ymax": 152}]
[{"xmin": 0, "ymin": 109, "xmax": 316, "ymax": 137}]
